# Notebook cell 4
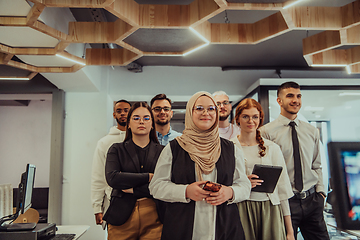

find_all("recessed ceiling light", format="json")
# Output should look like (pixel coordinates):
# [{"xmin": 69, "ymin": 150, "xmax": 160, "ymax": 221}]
[{"xmin": 315, "ymin": 115, "xmax": 321, "ymax": 118}]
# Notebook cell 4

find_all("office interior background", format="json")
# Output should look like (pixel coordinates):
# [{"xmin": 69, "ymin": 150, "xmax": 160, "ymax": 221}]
[{"xmin": 1, "ymin": 0, "xmax": 360, "ymax": 239}]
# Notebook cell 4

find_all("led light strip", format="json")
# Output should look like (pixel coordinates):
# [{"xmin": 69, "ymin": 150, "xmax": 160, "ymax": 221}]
[
  {"xmin": 283, "ymin": 0, "xmax": 305, "ymax": 9},
  {"xmin": 346, "ymin": 65, "xmax": 352, "ymax": 75},
  {"xmin": 56, "ymin": 54, "xmax": 86, "ymax": 65},
  {"xmin": 183, "ymin": 43, "xmax": 209, "ymax": 56},
  {"xmin": 311, "ymin": 64, "xmax": 352, "ymax": 74},
  {"xmin": 189, "ymin": 27, "xmax": 210, "ymax": 44},
  {"xmin": 0, "ymin": 77, "xmax": 29, "ymax": 80}
]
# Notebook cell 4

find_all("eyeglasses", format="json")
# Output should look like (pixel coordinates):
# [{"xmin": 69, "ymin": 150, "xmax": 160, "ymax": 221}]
[
  {"xmin": 193, "ymin": 105, "xmax": 217, "ymax": 114},
  {"xmin": 152, "ymin": 106, "xmax": 171, "ymax": 113},
  {"xmin": 240, "ymin": 115, "xmax": 260, "ymax": 121},
  {"xmin": 216, "ymin": 101, "xmax": 230, "ymax": 107},
  {"xmin": 132, "ymin": 116, "xmax": 151, "ymax": 122}
]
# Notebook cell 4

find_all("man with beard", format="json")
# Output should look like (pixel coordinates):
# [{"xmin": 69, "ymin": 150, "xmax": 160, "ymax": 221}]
[
  {"xmin": 91, "ymin": 100, "xmax": 131, "ymax": 229},
  {"xmin": 150, "ymin": 93, "xmax": 181, "ymax": 146},
  {"xmin": 260, "ymin": 82, "xmax": 329, "ymax": 240},
  {"xmin": 212, "ymin": 91, "xmax": 240, "ymax": 140}
]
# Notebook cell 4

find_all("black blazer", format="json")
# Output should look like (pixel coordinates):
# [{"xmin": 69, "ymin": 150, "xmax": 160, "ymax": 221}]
[{"xmin": 103, "ymin": 139, "xmax": 164, "ymax": 226}]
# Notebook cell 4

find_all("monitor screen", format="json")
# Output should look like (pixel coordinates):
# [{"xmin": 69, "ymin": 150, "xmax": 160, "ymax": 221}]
[
  {"xmin": 16, "ymin": 164, "xmax": 36, "ymax": 215},
  {"xmin": 328, "ymin": 142, "xmax": 360, "ymax": 230}
]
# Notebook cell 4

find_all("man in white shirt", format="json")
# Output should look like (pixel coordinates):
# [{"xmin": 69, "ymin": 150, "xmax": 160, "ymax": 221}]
[
  {"xmin": 212, "ymin": 91, "xmax": 240, "ymax": 140},
  {"xmin": 91, "ymin": 100, "xmax": 131, "ymax": 228},
  {"xmin": 150, "ymin": 94, "xmax": 181, "ymax": 146},
  {"xmin": 260, "ymin": 82, "xmax": 329, "ymax": 240}
]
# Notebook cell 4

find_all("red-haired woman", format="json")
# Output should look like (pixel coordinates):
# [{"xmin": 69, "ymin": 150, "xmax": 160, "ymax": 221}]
[{"xmin": 231, "ymin": 98, "xmax": 295, "ymax": 240}]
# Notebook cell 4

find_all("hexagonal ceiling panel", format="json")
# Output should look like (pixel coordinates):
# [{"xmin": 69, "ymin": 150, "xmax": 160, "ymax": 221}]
[
  {"xmin": 123, "ymin": 29, "xmax": 204, "ymax": 52},
  {"xmin": 209, "ymin": 10, "xmax": 278, "ymax": 24},
  {"xmin": 0, "ymin": 27, "xmax": 59, "ymax": 48}
]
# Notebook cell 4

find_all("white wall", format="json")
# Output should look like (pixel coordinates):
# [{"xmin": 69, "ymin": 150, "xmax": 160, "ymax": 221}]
[
  {"xmin": 62, "ymin": 66, "xmax": 112, "ymax": 240},
  {"xmin": 108, "ymin": 66, "xmax": 269, "ymax": 102},
  {"xmin": 62, "ymin": 92, "xmax": 111, "ymax": 240},
  {"xmin": 0, "ymin": 99, "xmax": 52, "ymax": 188}
]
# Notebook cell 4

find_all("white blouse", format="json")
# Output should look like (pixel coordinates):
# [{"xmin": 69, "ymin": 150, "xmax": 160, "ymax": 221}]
[{"xmin": 231, "ymin": 137, "xmax": 294, "ymax": 216}]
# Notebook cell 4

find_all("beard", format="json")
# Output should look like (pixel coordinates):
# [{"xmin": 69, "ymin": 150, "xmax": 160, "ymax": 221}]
[
  {"xmin": 284, "ymin": 105, "xmax": 300, "ymax": 115},
  {"xmin": 219, "ymin": 114, "xmax": 230, "ymax": 121},
  {"xmin": 116, "ymin": 118, "xmax": 127, "ymax": 126},
  {"xmin": 156, "ymin": 119, "xmax": 169, "ymax": 126}
]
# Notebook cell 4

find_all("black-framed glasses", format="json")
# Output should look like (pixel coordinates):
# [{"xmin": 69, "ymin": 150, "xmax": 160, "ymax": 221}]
[
  {"xmin": 132, "ymin": 116, "xmax": 151, "ymax": 122},
  {"xmin": 152, "ymin": 106, "xmax": 171, "ymax": 113},
  {"xmin": 216, "ymin": 101, "xmax": 230, "ymax": 107},
  {"xmin": 193, "ymin": 105, "xmax": 217, "ymax": 114}
]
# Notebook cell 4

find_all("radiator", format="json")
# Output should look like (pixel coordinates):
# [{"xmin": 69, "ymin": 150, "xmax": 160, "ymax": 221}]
[{"xmin": 0, "ymin": 184, "xmax": 13, "ymax": 219}]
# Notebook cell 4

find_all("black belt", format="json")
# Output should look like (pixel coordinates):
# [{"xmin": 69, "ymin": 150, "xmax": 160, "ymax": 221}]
[{"xmin": 293, "ymin": 186, "xmax": 316, "ymax": 200}]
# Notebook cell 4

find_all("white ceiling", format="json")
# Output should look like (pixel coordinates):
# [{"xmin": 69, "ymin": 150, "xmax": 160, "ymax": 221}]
[
  {"xmin": 17, "ymin": 55, "xmax": 74, "ymax": 67},
  {"xmin": 0, "ymin": 26, "xmax": 59, "ymax": 48},
  {"xmin": 0, "ymin": 0, "xmax": 31, "ymax": 16}
]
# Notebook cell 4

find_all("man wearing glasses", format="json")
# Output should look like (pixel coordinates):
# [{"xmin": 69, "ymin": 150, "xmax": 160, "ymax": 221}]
[
  {"xmin": 91, "ymin": 99, "xmax": 131, "ymax": 229},
  {"xmin": 150, "ymin": 93, "xmax": 182, "ymax": 146},
  {"xmin": 212, "ymin": 91, "xmax": 240, "ymax": 140}
]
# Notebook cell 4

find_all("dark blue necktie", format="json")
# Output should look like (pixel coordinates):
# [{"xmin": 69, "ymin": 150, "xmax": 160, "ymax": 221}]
[{"xmin": 289, "ymin": 121, "xmax": 303, "ymax": 192}]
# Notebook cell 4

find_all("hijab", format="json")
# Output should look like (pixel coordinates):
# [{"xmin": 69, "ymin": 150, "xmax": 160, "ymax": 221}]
[{"xmin": 176, "ymin": 91, "xmax": 221, "ymax": 180}]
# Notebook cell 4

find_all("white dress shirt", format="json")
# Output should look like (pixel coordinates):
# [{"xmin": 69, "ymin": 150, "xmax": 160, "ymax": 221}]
[{"xmin": 260, "ymin": 114, "xmax": 325, "ymax": 194}]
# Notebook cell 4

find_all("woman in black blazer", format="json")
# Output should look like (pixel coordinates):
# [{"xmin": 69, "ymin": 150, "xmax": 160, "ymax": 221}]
[{"xmin": 104, "ymin": 101, "xmax": 164, "ymax": 240}]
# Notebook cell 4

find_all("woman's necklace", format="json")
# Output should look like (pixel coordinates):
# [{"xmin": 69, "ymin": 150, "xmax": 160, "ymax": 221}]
[{"xmin": 237, "ymin": 135, "xmax": 256, "ymax": 146}]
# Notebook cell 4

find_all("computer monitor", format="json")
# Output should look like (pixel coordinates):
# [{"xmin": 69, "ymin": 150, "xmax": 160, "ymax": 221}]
[
  {"xmin": 328, "ymin": 142, "xmax": 360, "ymax": 230},
  {"xmin": 0, "ymin": 164, "xmax": 36, "ymax": 231},
  {"xmin": 15, "ymin": 164, "xmax": 36, "ymax": 215}
]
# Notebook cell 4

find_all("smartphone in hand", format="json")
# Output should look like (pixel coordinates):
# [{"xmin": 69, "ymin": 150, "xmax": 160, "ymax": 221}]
[{"xmin": 203, "ymin": 181, "xmax": 222, "ymax": 192}]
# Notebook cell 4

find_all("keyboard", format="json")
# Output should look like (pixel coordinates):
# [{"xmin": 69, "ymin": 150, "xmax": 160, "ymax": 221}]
[{"xmin": 49, "ymin": 233, "xmax": 76, "ymax": 240}]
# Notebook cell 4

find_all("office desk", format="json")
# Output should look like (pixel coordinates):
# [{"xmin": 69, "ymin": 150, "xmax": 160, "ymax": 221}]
[
  {"xmin": 56, "ymin": 225, "xmax": 89, "ymax": 239},
  {"xmin": 325, "ymin": 212, "xmax": 359, "ymax": 239}
]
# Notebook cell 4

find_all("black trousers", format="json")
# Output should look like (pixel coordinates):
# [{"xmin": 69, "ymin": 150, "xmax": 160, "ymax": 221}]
[{"xmin": 289, "ymin": 192, "xmax": 330, "ymax": 240}]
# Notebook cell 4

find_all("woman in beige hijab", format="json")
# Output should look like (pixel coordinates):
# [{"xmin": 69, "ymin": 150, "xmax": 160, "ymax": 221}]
[{"xmin": 149, "ymin": 91, "xmax": 251, "ymax": 240}]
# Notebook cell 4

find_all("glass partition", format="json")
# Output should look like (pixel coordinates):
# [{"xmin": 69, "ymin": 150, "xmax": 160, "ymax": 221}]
[{"xmin": 268, "ymin": 89, "xmax": 360, "ymax": 143}]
